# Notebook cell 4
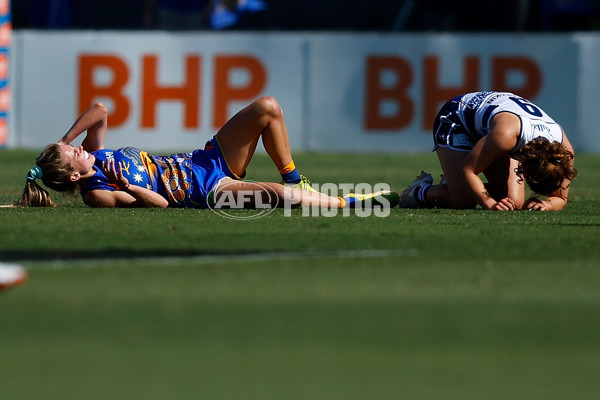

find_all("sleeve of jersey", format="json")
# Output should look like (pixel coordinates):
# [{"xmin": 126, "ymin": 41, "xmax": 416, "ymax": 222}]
[
  {"xmin": 80, "ymin": 175, "xmax": 117, "ymax": 198},
  {"xmin": 80, "ymin": 151, "xmax": 118, "ymax": 198}
]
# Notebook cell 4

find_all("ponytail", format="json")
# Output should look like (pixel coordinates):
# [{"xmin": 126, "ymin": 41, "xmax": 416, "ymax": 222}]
[
  {"xmin": 15, "ymin": 180, "xmax": 57, "ymax": 207},
  {"xmin": 13, "ymin": 144, "xmax": 79, "ymax": 207}
]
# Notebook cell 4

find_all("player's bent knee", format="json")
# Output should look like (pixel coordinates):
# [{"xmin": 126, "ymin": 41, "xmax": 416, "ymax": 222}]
[{"xmin": 255, "ymin": 96, "xmax": 282, "ymax": 119}]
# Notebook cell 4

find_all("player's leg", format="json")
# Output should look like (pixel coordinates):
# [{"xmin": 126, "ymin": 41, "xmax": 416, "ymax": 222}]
[
  {"xmin": 210, "ymin": 180, "xmax": 398, "ymax": 209},
  {"xmin": 427, "ymin": 147, "xmax": 477, "ymax": 209},
  {"xmin": 399, "ymin": 148, "xmax": 477, "ymax": 209},
  {"xmin": 401, "ymin": 99, "xmax": 477, "ymax": 209},
  {"xmin": 214, "ymin": 96, "xmax": 301, "ymax": 183},
  {"xmin": 211, "ymin": 180, "xmax": 343, "ymax": 209}
]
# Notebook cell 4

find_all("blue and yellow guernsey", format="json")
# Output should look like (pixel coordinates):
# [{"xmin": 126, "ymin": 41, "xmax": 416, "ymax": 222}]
[{"xmin": 80, "ymin": 147, "xmax": 227, "ymax": 208}]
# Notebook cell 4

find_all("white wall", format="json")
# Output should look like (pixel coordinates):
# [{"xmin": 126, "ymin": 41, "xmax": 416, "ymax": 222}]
[{"xmin": 8, "ymin": 31, "xmax": 600, "ymax": 152}]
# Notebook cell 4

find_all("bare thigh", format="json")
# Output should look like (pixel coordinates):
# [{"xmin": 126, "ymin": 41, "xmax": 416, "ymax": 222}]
[
  {"xmin": 214, "ymin": 97, "xmax": 289, "ymax": 177},
  {"xmin": 214, "ymin": 100, "xmax": 270, "ymax": 177},
  {"xmin": 434, "ymin": 146, "xmax": 477, "ymax": 208}
]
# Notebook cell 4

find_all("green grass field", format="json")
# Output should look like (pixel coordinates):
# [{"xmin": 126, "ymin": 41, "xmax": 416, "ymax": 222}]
[{"xmin": 1, "ymin": 149, "xmax": 599, "ymax": 400}]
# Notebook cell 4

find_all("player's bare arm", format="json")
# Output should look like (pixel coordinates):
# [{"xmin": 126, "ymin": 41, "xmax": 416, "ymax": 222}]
[
  {"xmin": 459, "ymin": 113, "xmax": 521, "ymax": 210},
  {"xmin": 58, "ymin": 102, "xmax": 108, "ymax": 152},
  {"xmin": 85, "ymin": 158, "xmax": 169, "ymax": 208}
]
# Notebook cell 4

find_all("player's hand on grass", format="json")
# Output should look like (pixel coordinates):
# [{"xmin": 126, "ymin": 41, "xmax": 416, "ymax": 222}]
[
  {"xmin": 523, "ymin": 197, "xmax": 549, "ymax": 211},
  {"xmin": 102, "ymin": 158, "xmax": 130, "ymax": 191},
  {"xmin": 490, "ymin": 197, "xmax": 518, "ymax": 211}
]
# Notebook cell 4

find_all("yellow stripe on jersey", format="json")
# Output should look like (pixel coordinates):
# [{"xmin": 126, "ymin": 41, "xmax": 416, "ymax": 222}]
[{"xmin": 139, "ymin": 151, "xmax": 158, "ymax": 184}]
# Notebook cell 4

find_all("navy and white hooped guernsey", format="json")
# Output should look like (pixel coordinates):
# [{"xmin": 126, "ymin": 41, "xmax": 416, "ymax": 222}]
[{"xmin": 451, "ymin": 91, "xmax": 563, "ymax": 153}]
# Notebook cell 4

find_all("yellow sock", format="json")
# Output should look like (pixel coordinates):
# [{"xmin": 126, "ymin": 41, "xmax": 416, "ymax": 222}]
[
  {"xmin": 279, "ymin": 161, "xmax": 301, "ymax": 184},
  {"xmin": 338, "ymin": 197, "xmax": 346, "ymax": 208},
  {"xmin": 278, "ymin": 161, "xmax": 296, "ymax": 174}
]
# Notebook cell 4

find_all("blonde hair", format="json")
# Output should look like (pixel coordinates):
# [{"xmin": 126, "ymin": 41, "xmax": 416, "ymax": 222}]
[
  {"xmin": 515, "ymin": 139, "xmax": 577, "ymax": 196},
  {"xmin": 15, "ymin": 144, "xmax": 80, "ymax": 207}
]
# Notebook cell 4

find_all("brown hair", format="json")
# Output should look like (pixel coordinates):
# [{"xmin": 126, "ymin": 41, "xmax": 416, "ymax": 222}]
[
  {"xmin": 515, "ymin": 139, "xmax": 577, "ymax": 196},
  {"xmin": 15, "ymin": 144, "xmax": 80, "ymax": 207}
]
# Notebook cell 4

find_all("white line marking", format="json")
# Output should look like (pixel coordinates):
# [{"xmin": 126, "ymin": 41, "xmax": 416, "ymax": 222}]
[{"xmin": 21, "ymin": 249, "xmax": 418, "ymax": 270}]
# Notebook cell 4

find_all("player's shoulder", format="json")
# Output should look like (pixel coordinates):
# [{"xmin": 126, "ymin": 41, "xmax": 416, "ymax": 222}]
[{"xmin": 488, "ymin": 112, "xmax": 521, "ymax": 150}]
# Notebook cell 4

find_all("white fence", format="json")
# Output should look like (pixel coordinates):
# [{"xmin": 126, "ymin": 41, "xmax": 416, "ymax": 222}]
[{"xmin": 8, "ymin": 31, "xmax": 600, "ymax": 152}]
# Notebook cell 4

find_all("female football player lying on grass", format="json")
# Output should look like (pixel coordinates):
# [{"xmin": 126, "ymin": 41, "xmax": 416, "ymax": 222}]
[
  {"xmin": 15, "ymin": 97, "xmax": 398, "ymax": 210},
  {"xmin": 399, "ymin": 91, "xmax": 577, "ymax": 211}
]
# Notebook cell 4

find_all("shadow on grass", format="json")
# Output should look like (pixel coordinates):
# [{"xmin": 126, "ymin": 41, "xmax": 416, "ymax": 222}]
[{"xmin": 0, "ymin": 248, "xmax": 256, "ymax": 262}]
